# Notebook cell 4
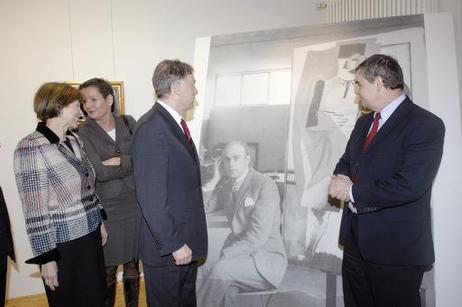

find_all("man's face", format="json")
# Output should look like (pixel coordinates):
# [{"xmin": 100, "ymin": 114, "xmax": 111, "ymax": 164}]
[
  {"xmin": 177, "ymin": 73, "xmax": 198, "ymax": 112},
  {"xmin": 221, "ymin": 144, "xmax": 250, "ymax": 179},
  {"xmin": 354, "ymin": 71, "xmax": 380, "ymax": 111}
]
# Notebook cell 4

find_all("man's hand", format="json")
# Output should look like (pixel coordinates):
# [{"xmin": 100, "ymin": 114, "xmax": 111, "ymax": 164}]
[
  {"xmin": 172, "ymin": 244, "xmax": 192, "ymax": 266},
  {"xmin": 102, "ymin": 157, "xmax": 121, "ymax": 166},
  {"xmin": 100, "ymin": 222, "xmax": 108, "ymax": 246},
  {"xmin": 42, "ymin": 261, "xmax": 59, "ymax": 291},
  {"xmin": 202, "ymin": 157, "xmax": 223, "ymax": 193},
  {"xmin": 328, "ymin": 174, "xmax": 353, "ymax": 202}
]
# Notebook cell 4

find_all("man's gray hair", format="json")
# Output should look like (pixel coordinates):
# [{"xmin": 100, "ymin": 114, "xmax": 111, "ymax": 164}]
[
  {"xmin": 152, "ymin": 59, "xmax": 194, "ymax": 98},
  {"xmin": 356, "ymin": 54, "xmax": 404, "ymax": 90}
]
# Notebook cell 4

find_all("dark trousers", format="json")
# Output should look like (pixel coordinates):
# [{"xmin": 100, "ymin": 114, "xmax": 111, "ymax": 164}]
[
  {"xmin": 0, "ymin": 255, "xmax": 6, "ymax": 307},
  {"xmin": 144, "ymin": 262, "xmax": 198, "ymax": 307},
  {"xmin": 342, "ymin": 213, "xmax": 424, "ymax": 307},
  {"xmin": 44, "ymin": 228, "xmax": 106, "ymax": 307}
]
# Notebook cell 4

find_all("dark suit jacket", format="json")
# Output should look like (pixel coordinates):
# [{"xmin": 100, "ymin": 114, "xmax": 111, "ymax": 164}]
[
  {"xmin": 132, "ymin": 103, "xmax": 207, "ymax": 267},
  {"xmin": 334, "ymin": 97, "xmax": 445, "ymax": 266},
  {"xmin": 0, "ymin": 186, "xmax": 14, "ymax": 261}
]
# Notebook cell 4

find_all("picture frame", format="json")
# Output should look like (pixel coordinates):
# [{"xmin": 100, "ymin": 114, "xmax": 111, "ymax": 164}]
[{"xmin": 67, "ymin": 80, "xmax": 125, "ymax": 115}]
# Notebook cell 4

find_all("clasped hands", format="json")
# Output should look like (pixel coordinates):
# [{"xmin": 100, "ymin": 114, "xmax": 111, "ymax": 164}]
[{"xmin": 328, "ymin": 174, "xmax": 353, "ymax": 202}]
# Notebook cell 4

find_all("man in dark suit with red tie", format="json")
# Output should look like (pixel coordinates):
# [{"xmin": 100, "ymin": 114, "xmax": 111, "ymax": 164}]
[
  {"xmin": 132, "ymin": 59, "xmax": 208, "ymax": 307},
  {"xmin": 0, "ymin": 186, "xmax": 15, "ymax": 306},
  {"xmin": 329, "ymin": 54, "xmax": 445, "ymax": 307}
]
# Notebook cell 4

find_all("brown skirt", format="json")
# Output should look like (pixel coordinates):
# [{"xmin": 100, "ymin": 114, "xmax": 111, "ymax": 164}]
[{"xmin": 101, "ymin": 188, "xmax": 138, "ymax": 266}]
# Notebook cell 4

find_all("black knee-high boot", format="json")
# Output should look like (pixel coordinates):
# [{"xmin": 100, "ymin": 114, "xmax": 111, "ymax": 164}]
[
  {"xmin": 105, "ymin": 266, "xmax": 118, "ymax": 307},
  {"xmin": 123, "ymin": 261, "xmax": 140, "ymax": 307}
]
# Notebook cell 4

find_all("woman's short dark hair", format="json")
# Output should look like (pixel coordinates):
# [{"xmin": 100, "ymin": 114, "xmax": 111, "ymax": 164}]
[
  {"xmin": 34, "ymin": 82, "xmax": 82, "ymax": 121},
  {"xmin": 152, "ymin": 59, "xmax": 194, "ymax": 99},
  {"xmin": 356, "ymin": 54, "xmax": 404, "ymax": 90},
  {"xmin": 79, "ymin": 78, "xmax": 115, "ymax": 112}
]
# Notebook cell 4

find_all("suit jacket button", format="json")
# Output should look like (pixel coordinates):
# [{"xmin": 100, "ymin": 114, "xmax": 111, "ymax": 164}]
[
  {"xmin": 87, "ymin": 186, "xmax": 91, "ymax": 190},
  {"xmin": 85, "ymin": 173, "xmax": 89, "ymax": 177}
]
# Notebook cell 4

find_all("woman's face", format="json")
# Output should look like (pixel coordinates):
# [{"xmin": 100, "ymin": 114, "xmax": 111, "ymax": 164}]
[
  {"xmin": 60, "ymin": 100, "xmax": 83, "ymax": 130},
  {"xmin": 80, "ymin": 86, "xmax": 112, "ymax": 120}
]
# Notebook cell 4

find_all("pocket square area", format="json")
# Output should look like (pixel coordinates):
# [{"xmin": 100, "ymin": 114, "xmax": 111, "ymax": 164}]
[{"xmin": 244, "ymin": 197, "xmax": 255, "ymax": 207}]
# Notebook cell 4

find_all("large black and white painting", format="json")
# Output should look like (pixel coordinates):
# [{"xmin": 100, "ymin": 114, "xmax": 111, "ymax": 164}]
[{"xmin": 193, "ymin": 15, "xmax": 435, "ymax": 307}]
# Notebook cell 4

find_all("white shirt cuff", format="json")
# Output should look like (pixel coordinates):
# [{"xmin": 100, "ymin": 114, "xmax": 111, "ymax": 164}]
[
  {"xmin": 349, "ymin": 185, "xmax": 354, "ymax": 203},
  {"xmin": 348, "ymin": 185, "xmax": 357, "ymax": 214}
]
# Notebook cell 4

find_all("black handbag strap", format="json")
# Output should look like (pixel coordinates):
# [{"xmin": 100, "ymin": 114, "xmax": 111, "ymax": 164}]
[{"xmin": 120, "ymin": 115, "xmax": 132, "ymax": 135}]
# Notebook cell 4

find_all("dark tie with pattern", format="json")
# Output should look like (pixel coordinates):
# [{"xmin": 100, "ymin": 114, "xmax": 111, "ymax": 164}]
[
  {"xmin": 362, "ymin": 112, "xmax": 381, "ymax": 153},
  {"xmin": 180, "ymin": 119, "xmax": 192, "ymax": 145}
]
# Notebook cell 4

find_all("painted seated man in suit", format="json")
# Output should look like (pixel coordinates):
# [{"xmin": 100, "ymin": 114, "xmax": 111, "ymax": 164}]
[{"xmin": 198, "ymin": 141, "xmax": 287, "ymax": 307}]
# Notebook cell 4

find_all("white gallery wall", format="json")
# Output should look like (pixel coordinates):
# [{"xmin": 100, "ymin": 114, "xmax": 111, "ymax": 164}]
[
  {"xmin": 0, "ymin": 0, "xmax": 326, "ymax": 299},
  {"xmin": 0, "ymin": 0, "xmax": 460, "ymax": 303},
  {"xmin": 438, "ymin": 0, "xmax": 462, "ymax": 122}
]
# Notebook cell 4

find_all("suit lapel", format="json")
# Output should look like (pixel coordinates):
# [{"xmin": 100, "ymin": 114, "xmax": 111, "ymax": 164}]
[
  {"xmin": 58, "ymin": 135, "xmax": 92, "ymax": 174},
  {"xmin": 231, "ymin": 169, "xmax": 253, "ymax": 232},
  {"xmin": 223, "ymin": 181, "xmax": 235, "ymax": 221},
  {"xmin": 155, "ymin": 103, "xmax": 199, "ymax": 163},
  {"xmin": 114, "ymin": 116, "xmax": 127, "ymax": 142},
  {"xmin": 233, "ymin": 170, "xmax": 252, "ymax": 212},
  {"xmin": 86, "ymin": 118, "xmax": 115, "ymax": 144},
  {"xmin": 365, "ymin": 98, "xmax": 413, "ymax": 153}
]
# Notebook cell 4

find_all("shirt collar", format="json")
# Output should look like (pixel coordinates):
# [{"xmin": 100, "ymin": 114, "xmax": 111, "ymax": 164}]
[
  {"xmin": 377, "ymin": 93, "xmax": 406, "ymax": 125},
  {"xmin": 36, "ymin": 122, "xmax": 60, "ymax": 144},
  {"xmin": 157, "ymin": 100, "xmax": 183, "ymax": 128}
]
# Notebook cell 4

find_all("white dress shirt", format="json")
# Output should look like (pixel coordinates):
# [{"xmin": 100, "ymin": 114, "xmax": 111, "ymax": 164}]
[{"xmin": 156, "ymin": 100, "xmax": 187, "ymax": 135}]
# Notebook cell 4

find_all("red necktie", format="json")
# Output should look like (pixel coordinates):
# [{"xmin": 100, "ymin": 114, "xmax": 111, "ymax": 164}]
[
  {"xmin": 362, "ymin": 112, "xmax": 381, "ymax": 153},
  {"xmin": 180, "ymin": 119, "xmax": 192, "ymax": 145}
]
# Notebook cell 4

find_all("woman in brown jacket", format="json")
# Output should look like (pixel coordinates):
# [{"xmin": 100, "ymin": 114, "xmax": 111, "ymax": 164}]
[{"xmin": 78, "ymin": 78, "xmax": 139, "ymax": 307}]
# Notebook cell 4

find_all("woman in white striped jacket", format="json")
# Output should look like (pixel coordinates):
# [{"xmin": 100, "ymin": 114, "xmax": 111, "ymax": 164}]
[{"xmin": 14, "ymin": 82, "xmax": 107, "ymax": 307}]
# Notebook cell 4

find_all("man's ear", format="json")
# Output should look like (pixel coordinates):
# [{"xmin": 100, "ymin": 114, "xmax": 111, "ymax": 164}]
[
  {"xmin": 375, "ymin": 76, "xmax": 384, "ymax": 91},
  {"xmin": 171, "ymin": 80, "xmax": 181, "ymax": 96}
]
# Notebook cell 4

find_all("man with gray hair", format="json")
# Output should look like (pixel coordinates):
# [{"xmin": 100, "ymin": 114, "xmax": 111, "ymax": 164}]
[
  {"xmin": 132, "ymin": 59, "xmax": 208, "ymax": 307},
  {"xmin": 198, "ymin": 141, "xmax": 287, "ymax": 307},
  {"xmin": 329, "ymin": 54, "xmax": 445, "ymax": 307}
]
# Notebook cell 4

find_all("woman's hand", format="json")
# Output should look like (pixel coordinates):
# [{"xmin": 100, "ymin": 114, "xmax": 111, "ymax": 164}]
[
  {"xmin": 42, "ymin": 261, "xmax": 59, "ymax": 291},
  {"xmin": 101, "ymin": 222, "xmax": 108, "ymax": 246},
  {"xmin": 102, "ymin": 157, "xmax": 121, "ymax": 166}
]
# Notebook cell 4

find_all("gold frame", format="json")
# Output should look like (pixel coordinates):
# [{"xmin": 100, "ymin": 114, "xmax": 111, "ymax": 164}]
[{"xmin": 67, "ymin": 81, "xmax": 125, "ymax": 115}]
